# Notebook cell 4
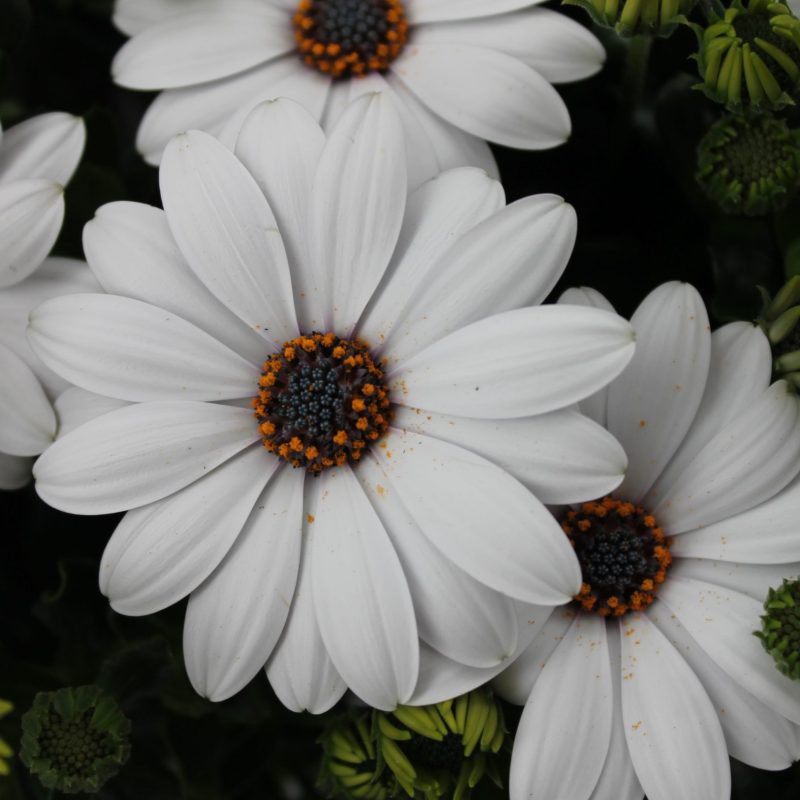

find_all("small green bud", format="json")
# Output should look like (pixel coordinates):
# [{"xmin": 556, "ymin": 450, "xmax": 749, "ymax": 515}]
[
  {"xmin": 0, "ymin": 700, "xmax": 13, "ymax": 777},
  {"xmin": 696, "ymin": 113, "xmax": 800, "ymax": 215},
  {"xmin": 375, "ymin": 689, "xmax": 506, "ymax": 800},
  {"xmin": 755, "ymin": 577, "xmax": 800, "ymax": 678},
  {"xmin": 757, "ymin": 276, "xmax": 800, "ymax": 385},
  {"xmin": 692, "ymin": 0, "xmax": 800, "ymax": 110},
  {"xmin": 20, "ymin": 686, "xmax": 130, "ymax": 795},
  {"xmin": 564, "ymin": 0, "xmax": 695, "ymax": 37}
]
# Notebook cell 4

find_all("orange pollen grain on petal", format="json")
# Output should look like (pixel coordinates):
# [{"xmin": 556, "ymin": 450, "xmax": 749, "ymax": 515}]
[
  {"xmin": 577, "ymin": 519, "xmax": 591, "ymax": 532},
  {"xmin": 352, "ymin": 398, "xmax": 366, "ymax": 412},
  {"xmin": 333, "ymin": 430, "xmax": 348, "ymax": 445}
]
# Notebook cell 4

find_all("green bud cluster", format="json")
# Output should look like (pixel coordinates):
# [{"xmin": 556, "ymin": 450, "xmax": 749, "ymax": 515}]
[
  {"xmin": 696, "ymin": 113, "xmax": 800, "ymax": 214},
  {"xmin": 755, "ymin": 577, "xmax": 800, "ymax": 678},
  {"xmin": 20, "ymin": 685, "xmax": 130, "ymax": 794},
  {"xmin": 693, "ymin": 0, "xmax": 800, "ymax": 109},
  {"xmin": 565, "ymin": 0, "xmax": 695, "ymax": 37},
  {"xmin": 757, "ymin": 275, "xmax": 800, "ymax": 387},
  {"xmin": 319, "ymin": 690, "xmax": 506, "ymax": 800}
]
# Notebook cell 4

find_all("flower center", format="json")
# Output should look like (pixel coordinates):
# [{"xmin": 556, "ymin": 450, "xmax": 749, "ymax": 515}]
[
  {"xmin": 37, "ymin": 709, "xmax": 115, "ymax": 777},
  {"xmin": 252, "ymin": 332, "xmax": 391, "ymax": 473},
  {"xmin": 293, "ymin": 0, "xmax": 408, "ymax": 78},
  {"xmin": 560, "ymin": 497, "xmax": 673, "ymax": 617}
]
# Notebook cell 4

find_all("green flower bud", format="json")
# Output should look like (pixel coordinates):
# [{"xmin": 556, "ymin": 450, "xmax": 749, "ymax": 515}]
[
  {"xmin": 755, "ymin": 577, "xmax": 800, "ymax": 678},
  {"xmin": 0, "ymin": 700, "xmax": 13, "ymax": 778},
  {"xmin": 757, "ymin": 275, "xmax": 800, "ymax": 387},
  {"xmin": 319, "ymin": 713, "xmax": 396, "ymax": 800},
  {"xmin": 375, "ymin": 689, "xmax": 506, "ymax": 800},
  {"xmin": 565, "ymin": 0, "xmax": 695, "ymax": 37},
  {"xmin": 693, "ymin": 0, "xmax": 800, "ymax": 109},
  {"xmin": 20, "ymin": 685, "xmax": 130, "ymax": 795},
  {"xmin": 696, "ymin": 113, "xmax": 800, "ymax": 214}
]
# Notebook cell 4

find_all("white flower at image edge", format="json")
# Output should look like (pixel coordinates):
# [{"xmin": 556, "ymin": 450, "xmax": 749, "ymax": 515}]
[
  {"xmin": 0, "ymin": 112, "xmax": 91, "ymax": 490},
  {"xmin": 28, "ymin": 94, "xmax": 635, "ymax": 713},
  {"xmin": 496, "ymin": 282, "xmax": 800, "ymax": 800},
  {"xmin": 111, "ymin": 0, "xmax": 605, "ymax": 186}
]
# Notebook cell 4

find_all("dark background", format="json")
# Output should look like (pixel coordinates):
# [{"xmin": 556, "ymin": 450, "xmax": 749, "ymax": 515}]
[{"xmin": 0, "ymin": 0, "xmax": 798, "ymax": 797}]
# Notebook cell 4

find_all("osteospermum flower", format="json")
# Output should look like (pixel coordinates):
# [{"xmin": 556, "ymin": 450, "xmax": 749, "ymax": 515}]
[
  {"xmin": 496, "ymin": 281, "xmax": 800, "ymax": 800},
  {"xmin": 111, "ymin": 0, "xmax": 605, "ymax": 185},
  {"xmin": 29, "ymin": 95, "xmax": 636, "ymax": 712},
  {"xmin": 0, "ymin": 112, "xmax": 93, "ymax": 490}
]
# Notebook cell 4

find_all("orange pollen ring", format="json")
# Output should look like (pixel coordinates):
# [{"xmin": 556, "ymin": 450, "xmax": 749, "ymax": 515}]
[
  {"xmin": 293, "ymin": 0, "xmax": 409, "ymax": 79},
  {"xmin": 560, "ymin": 496, "xmax": 673, "ymax": 618},
  {"xmin": 253, "ymin": 332, "xmax": 391, "ymax": 473}
]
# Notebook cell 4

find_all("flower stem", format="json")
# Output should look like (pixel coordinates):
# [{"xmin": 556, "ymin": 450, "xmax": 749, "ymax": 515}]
[{"xmin": 623, "ymin": 35, "xmax": 653, "ymax": 112}]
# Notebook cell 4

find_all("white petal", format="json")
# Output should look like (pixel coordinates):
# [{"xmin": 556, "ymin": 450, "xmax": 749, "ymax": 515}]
[
  {"xmin": 83, "ymin": 202, "xmax": 266, "ymax": 364},
  {"xmin": 375, "ymin": 194, "xmax": 576, "ymax": 368},
  {"xmin": 557, "ymin": 286, "xmax": 616, "ymax": 427},
  {"xmin": 649, "ymin": 321, "xmax": 772, "ymax": 502},
  {"xmin": 658, "ymin": 576, "xmax": 800, "ymax": 724},
  {"xmin": 366, "ymin": 428, "xmax": 581, "ymax": 605},
  {"xmin": 357, "ymin": 454, "xmax": 519, "ymax": 668},
  {"xmin": 0, "ymin": 257, "xmax": 99, "ymax": 398},
  {"xmin": 619, "ymin": 613, "xmax": 730, "ymax": 800},
  {"xmin": 267, "ymin": 480, "xmax": 347, "ymax": 714},
  {"xmin": 510, "ymin": 615, "xmax": 612, "ymax": 800},
  {"xmin": 29, "ymin": 294, "xmax": 258, "ymax": 402},
  {"xmin": 650, "ymin": 603, "xmax": 800, "ymax": 771},
  {"xmin": 137, "ymin": 57, "xmax": 329, "ymax": 165},
  {"xmin": 113, "ymin": 0, "xmax": 212, "ymax": 35},
  {"xmin": 309, "ymin": 93, "xmax": 406, "ymax": 334},
  {"xmin": 0, "ymin": 452, "xmax": 32, "ymax": 491},
  {"xmin": 589, "ymin": 623, "xmax": 643, "ymax": 800},
  {"xmin": 216, "ymin": 59, "xmax": 330, "ymax": 152},
  {"xmin": 672, "ymin": 557, "xmax": 800, "ymax": 602},
  {"xmin": 342, "ymin": 72, "xmax": 499, "ymax": 190},
  {"xmin": 671, "ymin": 471, "xmax": 800, "ymax": 563},
  {"xmin": 0, "ymin": 112, "xmax": 85, "ymax": 185},
  {"xmin": 384, "ymin": 74, "xmax": 499, "ymax": 181},
  {"xmin": 393, "ymin": 406, "xmax": 627, "ymax": 505},
  {"xmin": 357, "ymin": 166, "xmax": 505, "ymax": 352},
  {"xmin": 113, "ymin": 2, "xmax": 293, "ymax": 89},
  {"xmin": 0, "ymin": 179, "xmax": 64, "ymax": 288},
  {"xmin": 312, "ymin": 467, "xmax": 419, "ymax": 710},
  {"xmin": 100, "ymin": 444, "xmax": 278, "ymax": 615},
  {"xmin": 392, "ymin": 44, "xmax": 570, "ymax": 149},
  {"xmin": 160, "ymin": 130, "xmax": 298, "ymax": 347},
  {"xmin": 391, "ymin": 305, "xmax": 635, "ymax": 419},
  {"xmin": 412, "ymin": 9, "xmax": 605, "ymax": 84},
  {"xmin": 654, "ymin": 382, "xmax": 800, "ymax": 533},
  {"xmin": 55, "ymin": 388, "xmax": 129, "ymax": 438},
  {"xmin": 184, "ymin": 465, "xmax": 303, "ymax": 701},
  {"xmin": 411, "ymin": 600, "xmax": 552, "ymax": 705},
  {"xmin": 34, "ymin": 401, "xmax": 259, "ymax": 514},
  {"xmin": 406, "ymin": 0, "xmax": 547, "ymax": 25},
  {"xmin": 493, "ymin": 607, "xmax": 575, "ymax": 705},
  {"xmin": 235, "ymin": 99, "xmax": 327, "ymax": 332},
  {"xmin": 608, "ymin": 282, "xmax": 711, "ymax": 502},
  {"xmin": 346, "ymin": 72, "xmax": 441, "ymax": 190},
  {"xmin": 0, "ymin": 343, "xmax": 55, "ymax": 456}
]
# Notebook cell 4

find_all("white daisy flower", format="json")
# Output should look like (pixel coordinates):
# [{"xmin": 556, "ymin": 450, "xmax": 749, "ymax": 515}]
[
  {"xmin": 0, "ymin": 112, "xmax": 91, "ymax": 490},
  {"xmin": 111, "ymin": 0, "xmax": 605, "ymax": 185},
  {"xmin": 28, "ymin": 94, "xmax": 635, "ymax": 712},
  {"xmin": 497, "ymin": 281, "xmax": 800, "ymax": 800}
]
